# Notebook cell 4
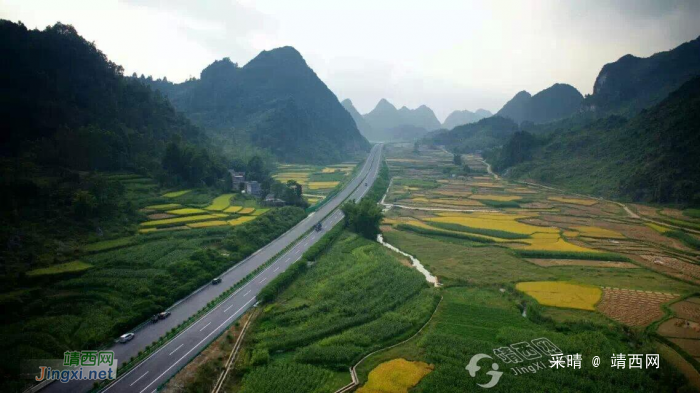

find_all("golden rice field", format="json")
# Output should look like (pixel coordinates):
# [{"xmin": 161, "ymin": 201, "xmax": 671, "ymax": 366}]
[
  {"xmin": 238, "ymin": 207, "xmax": 255, "ymax": 215},
  {"xmin": 399, "ymin": 219, "xmax": 511, "ymax": 243},
  {"xmin": 548, "ymin": 196, "xmax": 598, "ymax": 206},
  {"xmin": 187, "ymin": 220, "xmax": 229, "ymax": 228},
  {"xmin": 426, "ymin": 198, "xmax": 483, "ymax": 207},
  {"xmin": 563, "ymin": 230, "xmax": 579, "ymax": 237},
  {"xmin": 516, "ymin": 281, "xmax": 602, "ymax": 311},
  {"xmin": 250, "ymin": 208, "xmax": 269, "ymax": 216},
  {"xmin": 646, "ymin": 223, "xmax": 671, "ymax": 233},
  {"xmin": 224, "ymin": 206, "xmax": 243, "ymax": 213},
  {"xmin": 470, "ymin": 194, "xmax": 521, "ymax": 202},
  {"xmin": 205, "ymin": 194, "xmax": 234, "ymax": 211},
  {"xmin": 167, "ymin": 208, "xmax": 208, "ymax": 215},
  {"xmin": 429, "ymin": 212, "xmax": 555, "ymax": 235},
  {"xmin": 572, "ymin": 226, "xmax": 625, "ymax": 239},
  {"xmin": 140, "ymin": 214, "xmax": 223, "ymax": 227},
  {"xmin": 162, "ymin": 189, "xmax": 192, "ymax": 198},
  {"xmin": 145, "ymin": 203, "xmax": 181, "ymax": 210},
  {"xmin": 466, "ymin": 182, "xmax": 503, "ymax": 188},
  {"xmin": 358, "ymin": 358, "xmax": 433, "ymax": 393},
  {"xmin": 518, "ymin": 233, "xmax": 600, "ymax": 252},
  {"xmin": 308, "ymin": 181, "xmax": 340, "ymax": 190},
  {"xmin": 228, "ymin": 216, "xmax": 257, "ymax": 226}
]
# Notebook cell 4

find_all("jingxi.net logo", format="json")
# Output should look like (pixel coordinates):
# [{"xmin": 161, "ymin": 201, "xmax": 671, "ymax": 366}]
[{"xmin": 466, "ymin": 354, "xmax": 503, "ymax": 389}]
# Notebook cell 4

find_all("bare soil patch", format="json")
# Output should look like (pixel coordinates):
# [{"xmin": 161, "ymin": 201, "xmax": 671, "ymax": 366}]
[{"xmin": 597, "ymin": 287, "xmax": 677, "ymax": 326}]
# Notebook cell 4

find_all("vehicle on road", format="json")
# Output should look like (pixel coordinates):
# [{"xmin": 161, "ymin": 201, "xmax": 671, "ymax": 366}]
[
  {"xmin": 118, "ymin": 333, "xmax": 135, "ymax": 343},
  {"xmin": 365, "ymin": 182, "xmax": 368, "ymax": 186},
  {"xmin": 315, "ymin": 222, "xmax": 322, "ymax": 232},
  {"xmin": 152, "ymin": 311, "xmax": 171, "ymax": 323},
  {"xmin": 212, "ymin": 277, "xmax": 222, "ymax": 285}
]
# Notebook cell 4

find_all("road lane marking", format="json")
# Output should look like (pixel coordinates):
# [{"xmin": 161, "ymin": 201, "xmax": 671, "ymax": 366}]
[
  {"xmin": 169, "ymin": 344, "xmax": 183, "ymax": 356},
  {"xmin": 285, "ymin": 258, "xmax": 290, "ymax": 263},
  {"xmin": 224, "ymin": 304, "xmax": 235, "ymax": 312},
  {"xmin": 199, "ymin": 322, "xmax": 211, "ymax": 332},
  {"xmin": 243, "ymin": 290, "xmax": 251, "ymax": 296},
  {"xmin": 259, "ymin": 277, "xmax": 267, "ymax": 284},
  {"xmin": 273, "ymin": 267, "xmax": 279, "ymax": 272},
  {"xmin": 138, "ymin": 298, "xmax": 256, "ymax": 393},
  {"xmin": 130, "ymin": 371, "xmax": 149, "ymax": 386}
]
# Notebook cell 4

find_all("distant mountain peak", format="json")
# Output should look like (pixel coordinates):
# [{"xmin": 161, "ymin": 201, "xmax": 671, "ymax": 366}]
[{"xmin": 497, "ymin": 85, "xmax": 582, "ymax": 124}]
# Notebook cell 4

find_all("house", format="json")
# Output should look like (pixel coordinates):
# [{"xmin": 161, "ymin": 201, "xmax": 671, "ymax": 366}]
[
  {"xmin": 244, "ymin": 181, "xmax": 262, "ymax": 197},
  {"xmin": 228, "ymin": 170, "xmax": 246, "ymax": 191},
  {"xmin": 264, "ymin": 193, "xmax": 285, "ymax": 207}
]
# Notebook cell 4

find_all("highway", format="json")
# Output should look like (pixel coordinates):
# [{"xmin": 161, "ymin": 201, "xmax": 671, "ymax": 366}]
[{"xmin": 43, "ymin": 144, "xmax": 383, "ymax": 393}]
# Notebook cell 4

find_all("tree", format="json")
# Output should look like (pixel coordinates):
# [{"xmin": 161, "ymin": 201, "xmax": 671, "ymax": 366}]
[
  {"xmin": 462, "ymin": 164, "xmax": 471, "ymax": 174},
  {"xmin": 247, "ymin": 155, "xmax": 265, "ymax": 182},
  {"xmin": 341, "ymin": 199, "xmax": 383, "ymax": 239},
  {"xmin": 414, "ymin": 141, "xmax": 420, "ymax": 154},
  {"xmin": 453, "ymin": 153, "xmax": 462, "ymax": 166}
]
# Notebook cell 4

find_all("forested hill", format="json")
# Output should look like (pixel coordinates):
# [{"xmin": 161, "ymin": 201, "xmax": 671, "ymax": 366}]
[
  {"xmin": 583, "ymin": 35, "xmax": 700, "ymax": 116},
  {"xmin": 496, "ymin": 83, "xmax": 583, "ymax": 125},
  {"xmin": 341, "ymin": 99, "xmax": 376, "ymax": 140},
  {"xmin": 424, "ymin": 116, "xmax": 519, "ymax": 153},
  {"xmin": 489, "ymin": 76, "xmax": 700, "ymax": 205},
  {"xmin": 362, "ymin": 99, "xmax": 441, "ymax": 140},
  {"xmin": 140, "ymin": 48, "xmax": 370, "ymax": 164},
  {"xmin": 0, "ymin": 20, "xmax": 214, "ymax": 178},
  {"xmin": 441, "ymin": 109, "xmax": 492, "ymax": 130}
]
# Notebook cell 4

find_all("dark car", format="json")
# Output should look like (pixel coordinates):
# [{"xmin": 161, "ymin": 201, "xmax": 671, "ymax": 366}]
[
  {"xmin": 315, "ymin": 222, "xmax": 322, "ymax": 232},
  {"xmin": 212, "ymin": 277, "xmax": 222, "ymax": 285},
  {"xmin": 158, "ymin": 311, "xmax": 171, "ymax": 320}
]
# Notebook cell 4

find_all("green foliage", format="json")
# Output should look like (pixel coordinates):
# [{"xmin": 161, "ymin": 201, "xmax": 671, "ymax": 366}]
[
  {"xmin": 139, "ymin": 51, "xmax": 370, "ymax": 164},
  {"xmin": 683, "ymin": 209, "xmax": 700, "ymax": 219},
  {"xmin": 424, "ymin": 116, "xmax": 519, "ymax": 153},
  {"xmin": 341, "ymin": 199, "xmax": 383, "ymax": 240},
  {"xmin": 240, "ymin": 363, "xmax": 336, "ymax": 393},
  {"xmin": 452, "ymin": 153, "xmax": 462, "ymax": 166},
  {"xmin": 493, "ymin": 76, "xmax": 700, "ymax": 204},
  {"xmin": 665, "ymin": 230, "xmax": 700, "ymax": 250},
  {"xmin": 497, "ymin": 83, "xmax": 583, "ymax": 124},
  {"xmin": 512, "ymin": 250, "xmax": 631, "ymax": 261}
]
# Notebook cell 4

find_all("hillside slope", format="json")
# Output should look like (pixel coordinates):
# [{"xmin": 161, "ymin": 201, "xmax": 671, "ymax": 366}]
[
  {"xmin": 341, "ymin": 99, "xmax": 376, "ymax": 140},
  {"xmin": 583, "ymin": 35, "xmax": 700, "ymax": 115},
  {"xmin": 424, "ymin": 116, "xmax": 519, "ymax": 153},
  {"xmin": 495, "ymin": 77, "xmax": 700, "ymax": 204},
  {"xmin": 143, "ymin": 49, "xmax": 370, "ymax": 164},
  {"xmin": 497, "ymin": 84, "xmax": 583, "ymax": 124}
]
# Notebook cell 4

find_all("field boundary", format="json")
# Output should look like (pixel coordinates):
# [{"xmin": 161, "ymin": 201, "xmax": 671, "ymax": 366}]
[
  {"xmin": 211, "ymin": 308, "xmax": 259, "ymax": 393},
  {"xmin": 335, "ymin": 295, "xmax": 443, "ymax": 393}
]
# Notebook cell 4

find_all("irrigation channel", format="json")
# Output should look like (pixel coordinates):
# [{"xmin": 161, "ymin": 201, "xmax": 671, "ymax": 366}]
[{"xmin": 377, "ymin": 234, "xmax": 439, "ymax": 287}]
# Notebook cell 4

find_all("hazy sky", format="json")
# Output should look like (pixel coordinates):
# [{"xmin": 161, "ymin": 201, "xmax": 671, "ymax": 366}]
[{"xmin": 3, "ymin": 0, "xmax": 700, "ymax": 121}]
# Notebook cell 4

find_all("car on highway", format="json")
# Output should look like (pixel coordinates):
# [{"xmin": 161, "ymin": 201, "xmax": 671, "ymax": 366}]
[
  {"xmin": 212, "ymin": 277, "xmax": 222, "ymax": 285},
  {"xmin": 365, "ymin": 182, "xmax": 368, "ymax": 186},
  {"xmin": 152, "ymin": 311, "xmax": 171, "ymax": 323},
  {"xmin": 315, "ymin": 222, "xmax": 322, "ymax": 232},
  {"xmin": 118, "ymin": 333, "xmax": 135, "ymax": 343}
]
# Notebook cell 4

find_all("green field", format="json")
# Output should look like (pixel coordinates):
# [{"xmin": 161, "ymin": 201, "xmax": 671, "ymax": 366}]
[{"xmin": 230, "ymin": 231, "xmax": 440, "ymax": 392}]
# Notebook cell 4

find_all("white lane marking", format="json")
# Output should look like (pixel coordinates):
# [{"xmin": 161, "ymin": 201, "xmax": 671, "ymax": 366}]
[
  {"xmin": 285, "ymin": 258, "xmax": 290, "ymax": 263},
  {"xmin": 243, "ymin": 290, "xmax": 251, "ymax": 296},
  {"xmin": 259, "ymin": 277, "xmax": 267, "ymax": 284},
  {"xmin": 224, "ymin": 303, "xmax": 235, "ymax": 312},
  {"xmin": 130, "ymin": 371, "xmax": 149, "ymax": 386},
  {"xmin": 169, "ymin": 344, "xmax": 183, "ymax": 356},
  {"xmin": 199, "ymin": 322, "xmax": 211, "ymax": 332},
  {"xmin": 274, "ymin": 267, "xmax": 279, "ymax": 272},
  {"xmin": 138, "ymin": 298, "xmax": 256, "ymax": 393}
]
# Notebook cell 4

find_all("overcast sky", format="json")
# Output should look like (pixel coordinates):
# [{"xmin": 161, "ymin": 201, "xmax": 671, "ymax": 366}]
[{"xmin": 3, "ymin": 0, "xmax": 700, "ymax": 121}]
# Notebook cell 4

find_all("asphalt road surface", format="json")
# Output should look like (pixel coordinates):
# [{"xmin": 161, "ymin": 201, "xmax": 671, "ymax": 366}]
[{"xmin": 43, "ymin": 144, "xmax": 383, "ymax": 393}]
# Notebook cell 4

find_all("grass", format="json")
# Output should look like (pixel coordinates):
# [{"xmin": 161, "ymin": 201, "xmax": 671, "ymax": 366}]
[
  {"xmin": 145, "ymin": 203, "xmax": 181, "ymax": 210},
  {"xmin": 83, "ymin": 237, "xmax": 134, "ymax": 252},
  {"xmin": 357, "ymin": 358, "xmax": 433, "ymax": 393},
  {"xmin": 513, "ymin": 249, "xmax": 629, "ymax": 261},
  {"xmin": 205, "ymin": 194, "xmax": 234, "ymax": 211},
  {"xmin": 396, "ymin": 223, "xmax": 497, "ymax": 244},
  {"xmin": 516, "ymin": 281, "xmax": 602, "ymax": 310},
  {"xmin": 166, "ymin": 208, "xmax": 208, "ymax": 215},
  {"xmin": 140, "ymin": 214, "xmax": 223, "ymax": 227},
  {"xmin": 646, "ymin": 222, "xmax": 671, "ymax": 233},
  {"xmin": 547, "ymin": 196, "xmax": 598, "ymax": 206},
  {"xmin": 162, "ymin": 189, "xmax": 193, "ymax": 198},
  {"xmin": 684, "ymin": 209, "xmax": 700, "ymax": 219},
  {"xmin": 666, "ymin": 230, "xmax": 700, "ymax": 250},
  {"xmin": 26, "ymin": 260, "xmax": 93, "ymax": 277},
  {"xmin": 236, "ymin": 232, "xmax": 439, "ymax": 392}
]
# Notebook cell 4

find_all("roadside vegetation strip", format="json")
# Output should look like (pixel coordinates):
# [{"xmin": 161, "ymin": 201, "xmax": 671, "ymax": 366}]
[{"xmin": 211, "ymin": 309, "xmax": 260, "ymax": 393}]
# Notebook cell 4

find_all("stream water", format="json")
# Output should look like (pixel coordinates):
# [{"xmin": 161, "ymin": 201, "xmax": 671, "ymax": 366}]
[{"xmin": 377, "ymin": 234, "xmax": 439, "ymax": 287}]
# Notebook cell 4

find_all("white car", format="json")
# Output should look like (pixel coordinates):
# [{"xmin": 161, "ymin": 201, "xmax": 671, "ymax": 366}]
[{"xmin": 119, "ymin": 333, "xmax": 135, "ymax": 343}]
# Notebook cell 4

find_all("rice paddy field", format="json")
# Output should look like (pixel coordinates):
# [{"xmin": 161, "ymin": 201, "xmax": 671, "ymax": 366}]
[
  {"xmin": 0, "ymin": 172, "xmax": 309, "ymax": 392},
  {"xmin": 272, "ymin": 162, "xmax": 358, "ymax": 206},
  {"xmin": 364, "ymin": 143, "xmax": 700, "ymax": 391}
]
